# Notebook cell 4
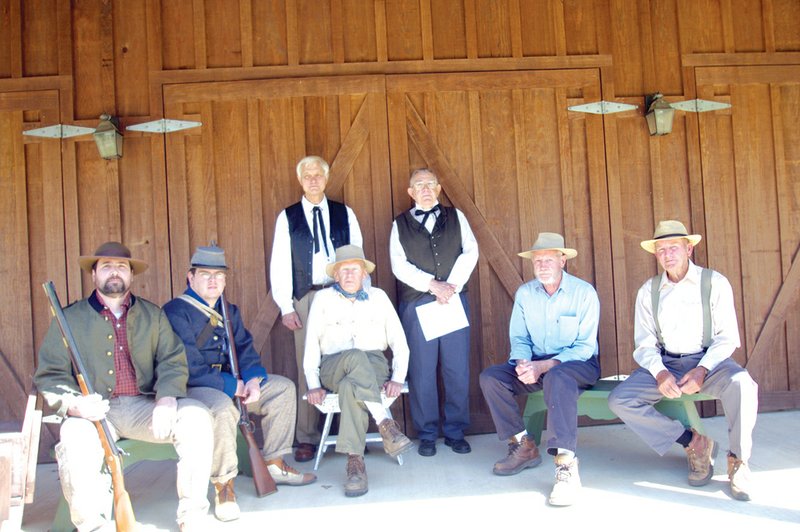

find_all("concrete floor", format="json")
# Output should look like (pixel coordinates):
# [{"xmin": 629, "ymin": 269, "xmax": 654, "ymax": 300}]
[{"xmin": 19, "ymin": 410, "xmax": 800, "ymax": 532}]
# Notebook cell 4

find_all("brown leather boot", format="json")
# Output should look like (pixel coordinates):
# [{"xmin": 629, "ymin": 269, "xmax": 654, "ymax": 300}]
[
  {"xmin": 344, "ymin": 454, "xmax": 368, "ymax": 497},
  {"xmin": 493, "ymin": 435, "xmax": 542, "ymax": 476},
  {"xmin": 266, "ymin": 458, "xmax": 317, "ymax": 486},
  {"xmin": 685, "ymin": 428, "xmax": 718, "ymax": 486},
  {"xmin": 727, "ymin": 453, "xmax": 752, "ymax": 501},
  {"xmin": 213, "ymin": 478, "xmax": 240, "ymax": 521},
  {"xmin": 378, "ymin": 418, "xmax": 414, "ymax": 457}
]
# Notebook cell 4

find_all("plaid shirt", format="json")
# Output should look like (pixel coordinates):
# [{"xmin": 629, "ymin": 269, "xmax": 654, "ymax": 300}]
[{"xmin": 96, "ymin": 292, "xmax": 140, "ymax": 397}]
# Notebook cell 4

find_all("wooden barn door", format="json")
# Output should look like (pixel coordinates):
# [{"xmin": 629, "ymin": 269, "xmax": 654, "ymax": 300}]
[
  {"xmin": 695, "ymin": 65, "xmax": 800, "ymax": 410},
  {"xmin": 0, "ymin": 89, "xmax": 62, "ymax": 455},
  {"xmin": 386, "ymin": 70, "xmax": 614, "ymax": 433},
  {"xmin": 162, "ymin": 76, "xmax": 392, "ymax": 381}
]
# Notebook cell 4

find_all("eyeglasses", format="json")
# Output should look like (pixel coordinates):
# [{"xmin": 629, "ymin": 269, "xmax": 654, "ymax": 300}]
[
  {"xmin": 195, "ymin": 271, "xmax": 226, "ymax": 281},
  {"xmin": 411, "ymin": 180, "xmax": 438, "ymax": 191}
]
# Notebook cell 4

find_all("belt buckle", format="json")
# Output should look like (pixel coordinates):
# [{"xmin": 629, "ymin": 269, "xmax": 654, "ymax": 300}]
[{"xmin": 211, "ymin": 363, "xmax": 222, "ymax": 370}]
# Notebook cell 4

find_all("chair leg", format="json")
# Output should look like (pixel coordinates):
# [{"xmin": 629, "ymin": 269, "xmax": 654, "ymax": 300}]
[{"xmin": 314, "ymin": 412, "xmax": 335, "ymax": 471}]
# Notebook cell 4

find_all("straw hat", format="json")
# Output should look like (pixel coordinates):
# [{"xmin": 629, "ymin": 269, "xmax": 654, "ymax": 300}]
[
  {"xmin": 325, "ymin": 245, "xmax": 376, "ymax": 277},
  {"xmin": 190, "ymin": 245, "xmax": 227, "ymax": 270},
  {"xmin": 640, "ymin": 220, "xmax": 702, "ymax": 254},
  {"xmin": 78, "ymin": 242, "xmax": 149, "ymax": 274},
  {"xmin": 517, "ymin": 232, "xmax": 577, "ymax": 260}
]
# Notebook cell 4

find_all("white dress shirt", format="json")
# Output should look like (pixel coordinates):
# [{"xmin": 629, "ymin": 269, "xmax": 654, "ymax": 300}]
[
  {"xmin": 303, "ymin": 286, "xmax": 409, "ymax": 390},
  {"xmin": 389, "ymin": 202, "xmax": 479, "ymax": 293},
  {"xmin": 270, "ymin": 196, "xmax": 363, "ymax": 315},
  {"xmin": 633, "ymin": 261, "xmax": 740, "ymax": 377}
]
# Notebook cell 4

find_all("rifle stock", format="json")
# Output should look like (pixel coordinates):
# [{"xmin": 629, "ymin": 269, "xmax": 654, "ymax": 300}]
[
  {"xmin": 220, "ymin": 293, "xmax": 278, "ymax": 497},
  {"xmin": 43, "ymin": 281, "xmax": 137, "ymax": 532}
]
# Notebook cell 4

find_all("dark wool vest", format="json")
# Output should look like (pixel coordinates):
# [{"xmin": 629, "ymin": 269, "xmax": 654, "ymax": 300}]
[
  {"xmin": 286, "ymin": 200, "xmax": 351, "ymax": 300},
  {"xmin": 395, "ymin": 205, "xmax": 464, "ymax": 302}
]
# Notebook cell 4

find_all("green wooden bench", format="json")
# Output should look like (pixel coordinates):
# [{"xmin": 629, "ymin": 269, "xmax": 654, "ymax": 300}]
[
  {"xmin": 52, "ymin": 433, "xmax": 251, "ymax": 532},
  {"xmin": 522, "ymin": 378, "xmax": 715, "ymax": 445}
]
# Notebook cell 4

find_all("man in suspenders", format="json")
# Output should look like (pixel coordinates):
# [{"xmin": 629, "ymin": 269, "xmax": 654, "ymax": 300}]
[{"xmin": 609, "ymin": 220, "xmax": 758, "ymax": 501}]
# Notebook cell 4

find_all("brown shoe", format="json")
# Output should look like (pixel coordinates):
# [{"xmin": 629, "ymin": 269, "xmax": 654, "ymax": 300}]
[
  {"xmin": 294, "ymin": 442, "xmax": 316, "ymax": 462},
  {"xmin": 344, "ymin": 454, "xmax": 368, "ymax": 497},
  {"xmin": 266, "ymin": 458, "xmax": 317, "ymax": 486},
  {"xmin": 378, "ymin": 419, "xmax": 414, "ymax": 458},
  {"xmin": 213, "ymin": 478, "xmax": 240, "ymax": 522},
  {"xmin": 727, "ymin": 453, "xmax": 752, "ymax": 501},
  {"xmin": 685, "ymin": 428, "xmax": 718, "ymax": 486},
  {"xmin": 493, "ymin": 435, "xmax": 542, "ymax": 476}
]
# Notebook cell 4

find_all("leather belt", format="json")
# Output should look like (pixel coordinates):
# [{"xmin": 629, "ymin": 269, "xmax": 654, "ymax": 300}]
[
  {"xmin": 311, "ymin": 283, "xmax": 332, "ymax": 290},
  {"xmin": 661, "ymin": 348, "xmax": 706, "ymax": 358}
]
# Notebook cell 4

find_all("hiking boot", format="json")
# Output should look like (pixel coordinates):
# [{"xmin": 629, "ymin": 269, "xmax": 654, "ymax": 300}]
[
  {"xmin": 266, "ymin": 458, "xmax": 317, "ymax": 486},
  {"xmin": 727, "ymin": 453, "xmax": 752, "ymax": 501},
  {"xmin": 213, "ymin": 478, "xmax": 240, "ymax": 522},
  {"xmin": 685, "ymin": 429, "xmax": 718, "ymax": 486},
  {"xmin": 344, "ymin": 454, "xmax": 368, "ymax": 497},
  {"xmin": 378, "ymin": 418, "xmax": 414, "ymax": 458},
  {"xmin": 493, "ymin": 435, "xmax": 542, "ymax": 476},
  {"xmin": 548, "ymin": 455, "xmax": 581, "ymax": 506}
]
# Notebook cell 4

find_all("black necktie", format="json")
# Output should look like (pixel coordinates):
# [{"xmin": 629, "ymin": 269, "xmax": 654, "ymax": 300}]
[
  {"xmin": 414, "ymin": 204, "xmax": 440, "ymax": 230},
  {"xmin": 312, "ymin": 206, "xmax": 329, "ymax": 256}
]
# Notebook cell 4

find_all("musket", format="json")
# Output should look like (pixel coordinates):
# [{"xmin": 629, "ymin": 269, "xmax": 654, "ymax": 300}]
[
  {"xmin": 42, "ymin": 281, "xmax": 136, "ymax": 532},
  {"xmin": 220, "ymin": 292, "xmax": 278, "ymax": 497}
]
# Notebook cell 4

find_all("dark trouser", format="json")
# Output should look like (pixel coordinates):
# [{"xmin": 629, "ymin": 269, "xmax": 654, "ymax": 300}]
[
  {"xmin": 400, "ymin": 292, "xmax": 471, "ymax": 442},
  {"xmin": 479, "ymin": 356, "xmax": 600, "ymax": 453}
]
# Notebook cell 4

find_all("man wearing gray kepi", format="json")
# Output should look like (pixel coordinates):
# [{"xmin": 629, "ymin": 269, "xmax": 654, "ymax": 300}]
[
  {"xmin": 609, "ymin": 220, "xmax": 758, "ymax": 501},
  {"xmin": 270, "ymin": 155, "xmax": 363, "ymax": 462},
  {"xmin": 479, "ymin": 232, "xmax": 600, "ymax": 507},
  {"xmin": 164, "ymin": 244, "xmax": 316, "ymax": 523}
]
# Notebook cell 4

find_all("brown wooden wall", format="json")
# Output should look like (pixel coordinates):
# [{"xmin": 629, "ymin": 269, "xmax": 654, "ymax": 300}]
[{"xmin": 2, "ymin": 0, "xmax": 800, "ymax": 451}]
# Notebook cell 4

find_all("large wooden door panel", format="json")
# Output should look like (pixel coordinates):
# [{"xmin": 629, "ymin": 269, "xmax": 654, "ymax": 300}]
[{"xmin": 387, "ymin": 70, "xmax": 613, "ymax": 432}]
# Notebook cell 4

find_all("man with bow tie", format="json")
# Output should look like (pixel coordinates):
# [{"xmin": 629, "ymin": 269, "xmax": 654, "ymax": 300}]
[
  {"xmin": 269, "ymin": 155, "xmax": 363, "ymax": 462},
  {"xmin": 389, "ymin": 168, "xmax": 479, "ymax": 457}
]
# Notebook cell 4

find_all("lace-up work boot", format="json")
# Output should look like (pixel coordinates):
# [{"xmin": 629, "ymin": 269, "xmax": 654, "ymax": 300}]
[
  {"xmin": 685, "ymin": 428, "xmax": 718, "ymax": 486},
  {"xmin": 266, "ymin": 458, "xmax": 317, "ymax": 486},
  {"xmin": 344, "ymin": 454, "xmax": 368, "ymax": 497},
  {"xmin": 378, "ymin": 418, "xmax": 414, "ymax": 457},
  {"xmin": 493, "ymin": 435, "xmax": 542, "ymax": 476},
  {"xmin": 727, "ymin": 453, "xmax": 752, "ymax": 501},
  {"xmin": 213, "ymin": 478, "xmax": 240, "ymax": 521},
  {"xmin": 548, "ymin": 455, "xmax": 581, "ymax": 506}
]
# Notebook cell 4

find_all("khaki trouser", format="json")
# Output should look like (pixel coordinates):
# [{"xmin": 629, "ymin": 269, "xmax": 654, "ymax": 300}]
[
  {"xmin": 187, "ymin": 374, "xmax": 296, "ymax": 483},
  {"xmin": 318, "ymin": 349, "xmax": 389, "ymax": 456},
  {"xmin": 55, "ymin": 395, "xmax": 213, "ymax": 531},
  {"xmin": 293, "ymin": 289, "xmax": 321, "ymax": 444}
]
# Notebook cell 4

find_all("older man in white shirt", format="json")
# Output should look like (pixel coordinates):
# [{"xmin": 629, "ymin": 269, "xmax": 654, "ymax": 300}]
[
  {"xmin": 270, "ymin": 155, "xmax": 363, "ymax": 462},
  {"xmin": 609, "ymin": 220, "xmax": 758, "ymax": 502},
  {"xmin": 304, "ymin": 245, "xmax": 412, "ymax": 497}
]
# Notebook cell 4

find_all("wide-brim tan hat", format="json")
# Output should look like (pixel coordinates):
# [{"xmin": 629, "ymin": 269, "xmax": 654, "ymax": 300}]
[
  {"xmin": 78, "ymin": 241, "xmax": 149, "ymax": 274},
  {"xmin": 325, "ymin": 245, "xmax": 376, "ymax": 277},
  {"xmin": 640, "ymin": 220, "xmax": 702, "ymax": 254},
  {"xmin": 517, "ymin": 232, "xmax": 577, "ymax": 260}
]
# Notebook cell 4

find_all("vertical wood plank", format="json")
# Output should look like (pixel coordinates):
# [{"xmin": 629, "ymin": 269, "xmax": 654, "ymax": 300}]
[
  {"xmin": 420, "ymin": 0, "xmax": 434, "ymax": 61},
  {"xmin": 554, "ymin": 0, "xmax": 567, "ymax": 56},
  {"xmin": 464, "ymin": 0, "xmax": 478, "ymax": 59},
  {"xmin": 762, "ymin": 0, "xmax": 776, "ymax": 52},
  {"xmin": 8, "ymin": 0, "xmax": 22, "ymax": 77},
  {"xmin": 192, "ymin": 0, "xmax": 207, "ymax": 69},
  {"xmin": 331, "ymin": 0, "xmax": 345, "ymax": 63},
  {"xmin": 286, "ymin": 0, "xmax": 300, "ymax": 66},
  {"xmin": 721, "ymin": 0, "xmax": 736, "ymax": 52},
  {"xmin": 240, "ymin": 0, "xmax": 254, "ymax": 67},
  {"xmin": 57, "ymin": 0, "xmax": 73, "ymax": 75},
  {"xmin": 509, "ymin": 0, "xmax": 523, "ymax": 58},
  {"xmin": 374, "ymin": 0, "xmax": 388, "ymax": 62}
]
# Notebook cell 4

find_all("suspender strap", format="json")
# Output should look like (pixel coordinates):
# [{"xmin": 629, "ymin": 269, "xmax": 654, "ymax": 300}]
[
  {"xmin": 651, "ymin": 268, "xmax": 713, "ymax": 351},
  {"xmin": 178, "ymin": 294, "xmax": 224, "ymax": 347}
]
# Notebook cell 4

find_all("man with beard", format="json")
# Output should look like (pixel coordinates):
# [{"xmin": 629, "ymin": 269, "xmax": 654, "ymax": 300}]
[{"xmin": 35, "ymin": 242, "xmax": 214, "ymax": 531}]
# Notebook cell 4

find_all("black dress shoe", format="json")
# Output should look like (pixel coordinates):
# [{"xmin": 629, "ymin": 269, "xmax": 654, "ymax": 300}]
[
  {"xmin": 294, "ymin": 443, "xmax": 316, "ymax": 462},
  {"xmin": 418, "ymin": 440, "xmax": 437, "ymax": 457},
  {"xmin": 444, "ymin": 437, "xmax": 471, "ymax": 454}
]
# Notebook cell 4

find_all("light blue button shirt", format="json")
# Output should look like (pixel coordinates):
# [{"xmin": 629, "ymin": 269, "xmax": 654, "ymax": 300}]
[{"xmin": 508, "ymin": 271, "xmax": 600, "ymax": 363}]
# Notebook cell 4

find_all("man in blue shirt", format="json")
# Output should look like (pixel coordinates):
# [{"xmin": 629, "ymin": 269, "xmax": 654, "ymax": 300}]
[{"xmin": 479, "ymin": 233, "xmax": 600, "ymax": 507}]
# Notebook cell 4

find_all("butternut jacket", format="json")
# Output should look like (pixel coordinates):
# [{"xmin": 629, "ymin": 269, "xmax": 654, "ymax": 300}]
[{"xmin": 34, "ymin": 291, "xmax": 188, "ymax": 417}]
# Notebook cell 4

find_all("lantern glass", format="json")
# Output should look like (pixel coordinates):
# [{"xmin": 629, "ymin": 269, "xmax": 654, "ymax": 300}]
[{"xmin": 93, "ymin": 115, "xmax": 123, "ymax": 159}]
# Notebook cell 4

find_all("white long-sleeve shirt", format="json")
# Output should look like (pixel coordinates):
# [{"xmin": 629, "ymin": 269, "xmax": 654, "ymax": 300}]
[
  {"xmin": 633, "ymin": 261, "xmax": 741, "ymax": 377},
  {"xmin": 269, "ymin": 196, "xmax": 362, "ymax": 315},
  {"xmin": 389, "ymin": 203, "xmax": 479, "ymax": 293},
  {"xmin": 303, "ymin": 286, "xmax": 409, "ymax": 390}
]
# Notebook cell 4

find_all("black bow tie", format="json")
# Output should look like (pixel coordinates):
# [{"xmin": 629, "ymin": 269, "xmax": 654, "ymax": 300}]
[{"xmin": 414, "ymin": 205, "xmax": 440, "ymax": 229}]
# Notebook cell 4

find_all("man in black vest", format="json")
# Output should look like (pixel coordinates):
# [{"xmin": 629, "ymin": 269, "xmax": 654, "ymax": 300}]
[
  {"xmin": 390, "ymin": 168, "xmax": 479, "ymax": 457},
  {"xmin": 270, "ymin": 155, "xmax": 363, "ymax": 462}
]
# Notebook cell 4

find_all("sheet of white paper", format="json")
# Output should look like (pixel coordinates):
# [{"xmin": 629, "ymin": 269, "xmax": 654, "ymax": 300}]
[{"xmin": 415, "ymin": 294, "xmax": 469, "ymax": 341}]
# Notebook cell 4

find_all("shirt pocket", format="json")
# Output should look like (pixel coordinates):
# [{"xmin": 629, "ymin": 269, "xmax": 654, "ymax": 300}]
[{"xmin": 558, "ymin": 316, "xmax": 579, "ymax": 346}]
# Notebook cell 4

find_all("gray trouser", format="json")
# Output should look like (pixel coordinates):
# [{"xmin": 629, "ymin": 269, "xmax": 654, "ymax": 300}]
[
  {"xmin": 608, "ymin": 354, "xmax": 758, "ymax": 459},
  {"xmin": 294, "ymin": 289, "xmax": 321, "ymax": 445},
  {"xmin": 188, "ymin": 374, "xmax": 296, "ymax": 483},
  {"xmin": 55, "ymin": 395, "xmax": 213, "ymax": 531},
  {"xmin": 319, "ymin": 349, "xmax": 390, "ymax": 456}
]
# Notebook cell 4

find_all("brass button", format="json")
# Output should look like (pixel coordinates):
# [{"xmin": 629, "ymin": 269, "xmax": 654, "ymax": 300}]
[
  {"xmin": 107, "ymin": 335, "xmax": 113, "ymax": 340},
  {"xmin": 106, "ymin": 351, "xmax": 112, "ymax": 356},
  {"xmin": 108, "ymin": 369, "xmax": 114, "ymax": 375},
  {"xmin": 107, "ymin": 387, "xmax": 112, "ymax": 393}
]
